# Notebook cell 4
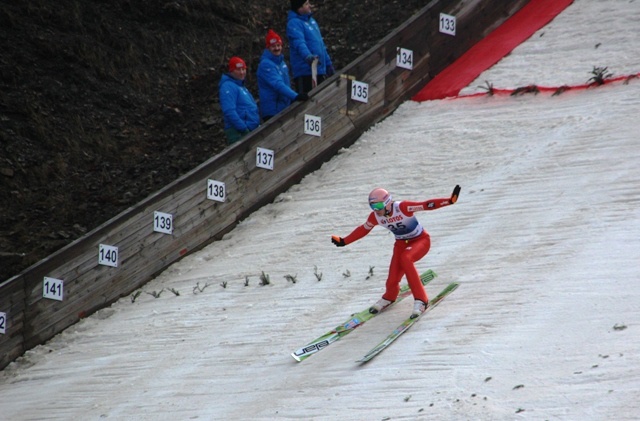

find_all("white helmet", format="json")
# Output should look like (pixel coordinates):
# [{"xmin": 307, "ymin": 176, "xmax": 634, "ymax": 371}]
[{"xmin": 368, "ymin": 188, "xmax": 392, "ymax": 212}]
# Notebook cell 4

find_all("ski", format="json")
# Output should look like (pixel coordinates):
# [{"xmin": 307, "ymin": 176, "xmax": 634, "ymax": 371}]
[
  {"xmin": 357, "ymin": 282, "xmax": 459, "ymax": 363},
  {"xmin": 291, "ymin": 270, "xmax": 437, "ymax": 362}
]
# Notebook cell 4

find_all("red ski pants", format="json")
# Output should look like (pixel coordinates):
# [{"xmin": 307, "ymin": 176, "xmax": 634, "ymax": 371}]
[{"xmin": 382, "ymin": 232, "xmax": 431, "ymax": 304}]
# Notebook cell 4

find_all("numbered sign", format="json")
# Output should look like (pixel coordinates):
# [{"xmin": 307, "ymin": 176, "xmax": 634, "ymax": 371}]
[
  {"xmin": 153, "ymin": 211, "xmax": 173, "ymax": 235},
  {"xmin": 351, "ymin": 80, "xmax": 369, "ymax": 103},
  {"xmin": 439, "ymin": 13, "xmax": 456, "ymax": 36},
  {"xmin": 0, "ymin": 311, "xmax": 6, "ymax": 334},
  {"xmin": 43, "ymin": 277, "xmax": 64, "ymax": 301},
  {"xmin": 304, "ymin": 114, "xmax": 322, "ymax": 137},
  {"xmin": 207, "ymin": 179, "xmax": 226, "ymax": 202},
  {"xmin": 98, "ymin": 244, "xmax": 119, "ymax": 267},
  {"xmin": 256, "ymin": 147, "xmax": 275, "ymax": 171},
  {"xmin": 396, "ymin": 47, "xmax": 413, "ymax": 70}
]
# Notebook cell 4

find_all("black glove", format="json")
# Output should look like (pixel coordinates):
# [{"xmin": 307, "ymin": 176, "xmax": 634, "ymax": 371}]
[
  {"xmin": 326, "ymin": 64, "xmax": 335, "ymax": 77},
  {"xmin": 331, "ymin": 235, "xmax": 346, "ymax": 247},
  {"xmin": 295, "ymin": 93, "xmax": 309, "ymax": 102},
  {"xmin": 450, "ymin": 185, "xmax": 461, "ymax": 204}
]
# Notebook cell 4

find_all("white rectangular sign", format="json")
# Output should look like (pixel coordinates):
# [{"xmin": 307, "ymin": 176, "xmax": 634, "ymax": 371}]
[
  {"xmin": 0, "ymin": 312, "xmax": 6, "ymax": 334},
  {"xmin": 207, "ymin": 179, "xmax": 226, "ymax": 202},
  {"xmin": 351, "ymin": 80, "xmax": 369, "ymax": 103},
  {"xmin": 256, "ymin": 147, "xmax": 275, "ymax": 170},
  {"xmin": 153, "ymin": 211, "xmax": 173, "ymax": 235},
  {"xmin": 43, "ymin": 277, "xmax": 64, "ymax": 301},
  {"xmin": 439, "ymin": 13, "xmax": 456, "ymax": 36},
  {"xmin": 98, "ymin": 244, "xmax": 119, "ymax": 267},
  {"xmin": 396, "ymin": 47, "xmax": 413, "ymax": 70},
  {"xmin": 304, "ymin": 114, "xmax": 322, "ymax": 137}
]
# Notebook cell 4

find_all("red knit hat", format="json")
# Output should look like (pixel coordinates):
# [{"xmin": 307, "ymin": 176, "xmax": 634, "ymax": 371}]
[
  {"xmin": 228, "ymin": 56, "xmax": 246, "ymax": 72},
  {"xmin": 265, "ymin": 29, "xmax": 282, "ymax": 48}
]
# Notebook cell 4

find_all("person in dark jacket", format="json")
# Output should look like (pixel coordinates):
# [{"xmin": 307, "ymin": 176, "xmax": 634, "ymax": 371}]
[
  {"xmin": 286, "ymin": 0, "xmax": 335, "ymax": 94},
  {"xmin": 257, "ymin": 29, "xmax": 308, "ymax": 121},
  {"xmin": 218, "ymin": 56, "xmax": 260, "ymax": 145}
]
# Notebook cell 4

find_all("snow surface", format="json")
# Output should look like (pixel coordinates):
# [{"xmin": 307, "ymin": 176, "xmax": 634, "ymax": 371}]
[{"xmin": 2, "ymin": 1, "xmax": 639, "ymax": 420}]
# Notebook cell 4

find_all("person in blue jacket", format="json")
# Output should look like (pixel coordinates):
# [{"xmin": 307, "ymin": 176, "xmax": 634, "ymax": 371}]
[
  {"xmin": 286, "ymin": 0, "xmax": 335, "ymax": 94},
  {"xmin": 218, "ymin": 56, "xmax": 260, "ymax": 145},
  {"xmin": 257, "ymin": 29, "xmax": 308, "ymax": 121}
]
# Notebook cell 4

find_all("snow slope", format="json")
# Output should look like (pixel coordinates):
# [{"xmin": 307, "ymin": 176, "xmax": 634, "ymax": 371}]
[{"xmin": 1, "ymin": 1, "xmax": 639, "ymax": 420}]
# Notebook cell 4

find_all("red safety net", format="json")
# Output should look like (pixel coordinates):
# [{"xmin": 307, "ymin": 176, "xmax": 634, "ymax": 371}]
[{"xmin": 412, "ymin": 0, "xmax": 575, "ymax": 102}]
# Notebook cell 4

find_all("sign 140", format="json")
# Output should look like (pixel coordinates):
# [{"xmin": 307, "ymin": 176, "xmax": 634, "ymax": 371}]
[{"xmin": 99, "ymin": 244, "xmax": 118, "ymax": 267}]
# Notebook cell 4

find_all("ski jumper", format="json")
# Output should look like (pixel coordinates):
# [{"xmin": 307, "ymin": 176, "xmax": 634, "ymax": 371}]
[{"xmin": 342, "ymin": 198, "xmax": 453, "ymax": 303}]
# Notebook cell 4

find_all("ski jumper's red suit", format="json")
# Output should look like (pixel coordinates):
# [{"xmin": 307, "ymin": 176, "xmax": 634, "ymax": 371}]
[{"xmin": 342, "ymin": 198, "xmax": 454, "ymax": 303}]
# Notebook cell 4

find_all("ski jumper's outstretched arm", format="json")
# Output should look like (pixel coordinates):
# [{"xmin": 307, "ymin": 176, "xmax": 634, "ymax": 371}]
[{"xmin": 400, "ymin": 184, "xmax": 459, "ymax": 213}]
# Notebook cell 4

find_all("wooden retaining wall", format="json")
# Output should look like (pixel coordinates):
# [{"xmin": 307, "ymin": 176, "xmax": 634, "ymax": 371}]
[{"xmin": 0, "ymin": 0, "xmax": 529, "ymax": 369}]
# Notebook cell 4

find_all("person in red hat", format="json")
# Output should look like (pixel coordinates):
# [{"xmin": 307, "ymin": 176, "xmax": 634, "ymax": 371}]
[
  {"xmin": 257, "ymin": 29, "xmax": 308, "ymax": 121},
  {"xmin": 218, "ymin": 56, "xmax": 260, "ymax": 145},
  {"xmin": 331, "ymin": 186, "xmax": 461, "ymax": 319}
]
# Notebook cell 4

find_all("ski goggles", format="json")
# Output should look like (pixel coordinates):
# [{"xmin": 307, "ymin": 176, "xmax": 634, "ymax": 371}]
[{"xmin": 370, "ymin": 201, "xmax": 386, "ymax": 211}]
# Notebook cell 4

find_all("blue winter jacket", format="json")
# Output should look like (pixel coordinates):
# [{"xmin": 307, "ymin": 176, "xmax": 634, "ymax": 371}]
[
  {"xmin": 257, "ymin": 49, "xmax": 299, "ymax": 118},
  {"xmin": 218, "ymin": 73, "xmax": 260, "ymax": 132},
  {"xmin": 286, "ymin": 10, "xmax": 333, "ymax": 78}
]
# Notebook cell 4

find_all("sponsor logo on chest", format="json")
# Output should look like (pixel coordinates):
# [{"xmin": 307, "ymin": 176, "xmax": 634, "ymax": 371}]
[{"xmin": 381, "ymin": 215, "xmax": 403, "ymax": 224}]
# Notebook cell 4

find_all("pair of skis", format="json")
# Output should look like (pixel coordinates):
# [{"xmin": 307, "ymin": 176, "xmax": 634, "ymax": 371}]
[
  {"xmin": 357, "ymin": 281, "xmax": 458, "ymax": 363},
  {"xmin": 291, "ymin": 270, "xmax": 458, "ymax": 363}
]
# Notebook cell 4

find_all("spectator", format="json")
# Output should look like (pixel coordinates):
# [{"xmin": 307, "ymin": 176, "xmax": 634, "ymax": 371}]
[
  {"xmin": 286, "ymin": 0, "xmax": 335, "ymax": 94},
  {"xmin": 218, "ymin": 56, "xmax": 260, "ymax": 145},
  {"xmin": 257, "ymin": 29, "xmax": 308, "ymax": 121}
]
